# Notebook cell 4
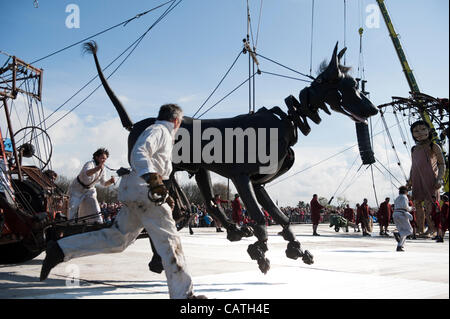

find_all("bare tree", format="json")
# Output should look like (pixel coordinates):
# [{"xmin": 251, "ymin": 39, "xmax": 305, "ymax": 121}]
[
  {"xmin": 54, "ymin": 175, "xmax": 118, "ymax": 203},
  {"xmin": 54, "ymin": 175, "xmax": 71, "ymax": 194},
  {"xmin": 318, "ymin": 196, "xmax": 329, "ymax": 208},
  {"xmin": 181, "ymin": 182, "xmax": 232, "ymax": 206},
  {"xmin": 336, "ymin": 196, "xmax": 349, "ymax": 209},
  {"xmin": 96, "ymin": 185, "xmax": 118, "ymax": 203}
]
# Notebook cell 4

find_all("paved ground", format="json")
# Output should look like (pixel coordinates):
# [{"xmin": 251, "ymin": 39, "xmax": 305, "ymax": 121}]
[{"xmin": 0, "ymin": 224, "xmax": 448, "ymax": 299}]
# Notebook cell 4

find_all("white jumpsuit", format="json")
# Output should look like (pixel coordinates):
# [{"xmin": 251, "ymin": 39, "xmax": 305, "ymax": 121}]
[
  {"xmin": 67, "ymin": 160, "xmax": 108, "ymax": 224},
  {"xmin": 393, "ymin": 194, "xmax": 414, "ymax": 248},
  {"xmin": 58, "ymin": 120, "xmax": 194, "ymax": 299}
]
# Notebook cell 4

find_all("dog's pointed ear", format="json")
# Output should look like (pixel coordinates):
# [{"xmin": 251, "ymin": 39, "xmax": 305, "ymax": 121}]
[
  {"xmin": 338, "ymin": 47, "xmax": 347, "ymax": 61},
  {"xmin": 322, "ymin": 42, "xmax": 341, "ymax": 80}
]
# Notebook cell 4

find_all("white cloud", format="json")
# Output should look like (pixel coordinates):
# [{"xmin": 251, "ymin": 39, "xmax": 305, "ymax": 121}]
[
  {"xmin": 117, "ymin": 95, "xmax": 130, "ymax": 103},
  {"xmin": 176, "ymin": 94, "xmax": 199, "ymax": 104},
  {"xmin": 2, "ymin": 99, "xmax": 414, "ymax": 211},
  {"xmin": 40, "ymin": 109, "xmax": 129, "ymax": 179}
]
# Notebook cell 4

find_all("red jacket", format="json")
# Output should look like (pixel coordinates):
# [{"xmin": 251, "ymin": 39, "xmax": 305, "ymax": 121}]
[
  {"xmin": 360, "ymin": 203, "xmax": 370, "ymax": 219},
  {"xmin": 377, "ymin": 202, "xmax": 393, "ymax": 221},
  {"xmin": 214, "ymin": 198, "xmax": 229, "ymax": 207},
  {"xmin": 431, "ymin": 200, "xmax": 442, "ymax": 228},
  {"xmin": 343, "ymin": 208, "xmax": 355, "ymax": 222},
  {"xmin": 431, "ymin": 200, "xmax": 441, "ymax": 219},
  {"xmin": 231, "ymin": 198, "xmax": 244, "ymax": 223},
  {"xmin": 310, "ymin": 198, "xmax": 324, "ymax": 217},
  {"xmin": 441, "ymin": 201, "xmax": 449, "ymax": 231}
]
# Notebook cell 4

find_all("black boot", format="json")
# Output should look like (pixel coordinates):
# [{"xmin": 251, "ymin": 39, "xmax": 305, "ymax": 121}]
[
  {"xmin": 40, "ymin": 241, "xmax": 65, "ymax": 281},
  {"xmin": 148, "ymin": 255, "xmax": 164, "ymax": 274},
  {"xmin": 393, "ymin": 232, "xmax": 401, "ymax": 243},
  {"xmin": 187, "ymin": 292, "xmax": 208, "ymax": 299}
]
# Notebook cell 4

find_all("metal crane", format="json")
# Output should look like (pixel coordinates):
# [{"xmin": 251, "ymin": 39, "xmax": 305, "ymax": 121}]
[{"xmin": 376, "ymin": 0, "xmax": 449, "ymax": 192}]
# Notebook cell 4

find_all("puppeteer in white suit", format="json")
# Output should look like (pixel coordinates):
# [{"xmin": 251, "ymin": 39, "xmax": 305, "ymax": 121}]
[
  {"xmin": 40, "ymin": 104, "xmax": 205, "ymax": 299},
  {"xmin": 67, "ymin": 148, "xmax": 115, "ymax": 224}
]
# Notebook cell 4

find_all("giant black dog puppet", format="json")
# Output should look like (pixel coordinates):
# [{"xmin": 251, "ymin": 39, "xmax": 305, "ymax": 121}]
[{"xmin": 84, "ymin": 41, "xmax": 378, "ymax": 274}]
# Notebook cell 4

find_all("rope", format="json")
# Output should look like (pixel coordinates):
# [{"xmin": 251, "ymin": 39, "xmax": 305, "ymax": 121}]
[
  {"xmin": 338, "ymin": 163, "xmax": 365, "ymax": 196},
  {"xmin": 247, "ymin": 0, "xmax": 254, "ymax": 46},
  {"xmin": 380, "ymin": 110, "xmax": 408, "ymax": 181},
  {"xmin": 370, "ymin": 164, "xmax": 379, "ymax": 207},
  {"xmin": 400, "ymin": 108, "xmax": 413, "ymax": 147},
  {"xmin": 374, "ymin": 157, "xmax": 403, "ymax": 186},
  {"xmin": 30, "ymin": 0, "xmax": 175, "ymax": 64},
  {"xmin": 368, "ymin": 116, "xmax": 380, "ymax": 207},
  {"xmin": 255, "ymin": 0, "xmax": 264, "ymax": 49},
  {"xmin": 0, "ymin": 55, "xmax": 11, "ymax": 69},
  {"xmin": 26, "ymin": 0, "xmax": 183, "ymax": 137},
  {"xmin": 343, "ymin": 0, "xmax": 347, "ymax": 65},
  {"xmin": 197, "ymin": 72, "xmax": 258, "ymax": 119},
  {"xmin": 393, "ymin": 110, "xmax": 411, "ymax": 156},
  {"xmin": 382, "ymin": 124, "xmax": 396, "ymax": 198},
  {"xmin": 268, "ymin": 120, "xmax": 407, "ymax": 188},
  {"xmin": 357, "ymin": 28, "xmax": 365, "ymax": 80},
  {"xmin": 357, "ymin": 0, "xmax": 365, "ymax": 81},
  {"xmin": 329, "ymin": 153, "xmax": 360, "ymax": 204},
  {"xmin": 12, "ymin": 1, "xmax": 181, "ymax": 150},
  {"xmin": 309, "ymin": 0, "xmax": 315, "ymax": 76},
  {"xmin": 267, "ymin": 143, "xmax": 358, "ymax": 188},
  {"xmin": 50, "ymin": 212, "xmax": 108, "ymax": 226},
  {"xmin": 259, "ymin": 71, "xmax": 312, "ymax": 83},
  {"xmin": 2, "ymin": 180, "xmax": 43, "ymax": 251},
  {"xmin": 192, "ymin": 50, "xmax": 243, "ymax": 118},
  {"xmin": 245, "ymin": 1, "xmax": 253, "ymax": 115},
  {"xmin": 372, "ymin": 163, "xmax": 400, "ymax": 190},
  {"xmin": 255, "ymin": 52, "xmax": 315, "ymax": 80}
]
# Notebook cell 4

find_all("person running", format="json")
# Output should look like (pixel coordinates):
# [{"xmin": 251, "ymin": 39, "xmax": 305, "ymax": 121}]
[
  {"xmin": 67, "ymin": 148, "xmax": 116, "ymax": 224},
  {"xmin": 393, "ymin": 186, "xmax": 415, "ymax": 252},
  {"xmin": 39, "ymin": 104, "xmax": 205, "ymax": 299}
]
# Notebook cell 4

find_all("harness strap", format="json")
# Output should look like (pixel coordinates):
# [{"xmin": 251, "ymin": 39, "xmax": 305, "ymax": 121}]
[{"xmin": 77, "ymin": 168, "xmax": 104, "ymax": 189}]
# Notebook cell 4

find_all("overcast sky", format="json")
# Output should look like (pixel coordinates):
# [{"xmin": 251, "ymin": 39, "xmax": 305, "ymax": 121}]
[{"xmin": 1, "ymin": 0, "xmax": 448, "ymax": 207}]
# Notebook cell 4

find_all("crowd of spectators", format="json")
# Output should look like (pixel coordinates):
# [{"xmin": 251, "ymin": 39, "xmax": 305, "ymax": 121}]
[
  {"xmin": 96, "ymin": 192, "xmax": 448, "ymax": 245},
  {"xmin": 99, "ymin": 201, "xmax": 123, "ymax": 223}
]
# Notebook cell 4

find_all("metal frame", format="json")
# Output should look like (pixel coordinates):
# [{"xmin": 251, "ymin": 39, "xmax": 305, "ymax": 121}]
[{"xmin": 0, "ymin": 56, "xmax": 43, "ymax": 101}]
